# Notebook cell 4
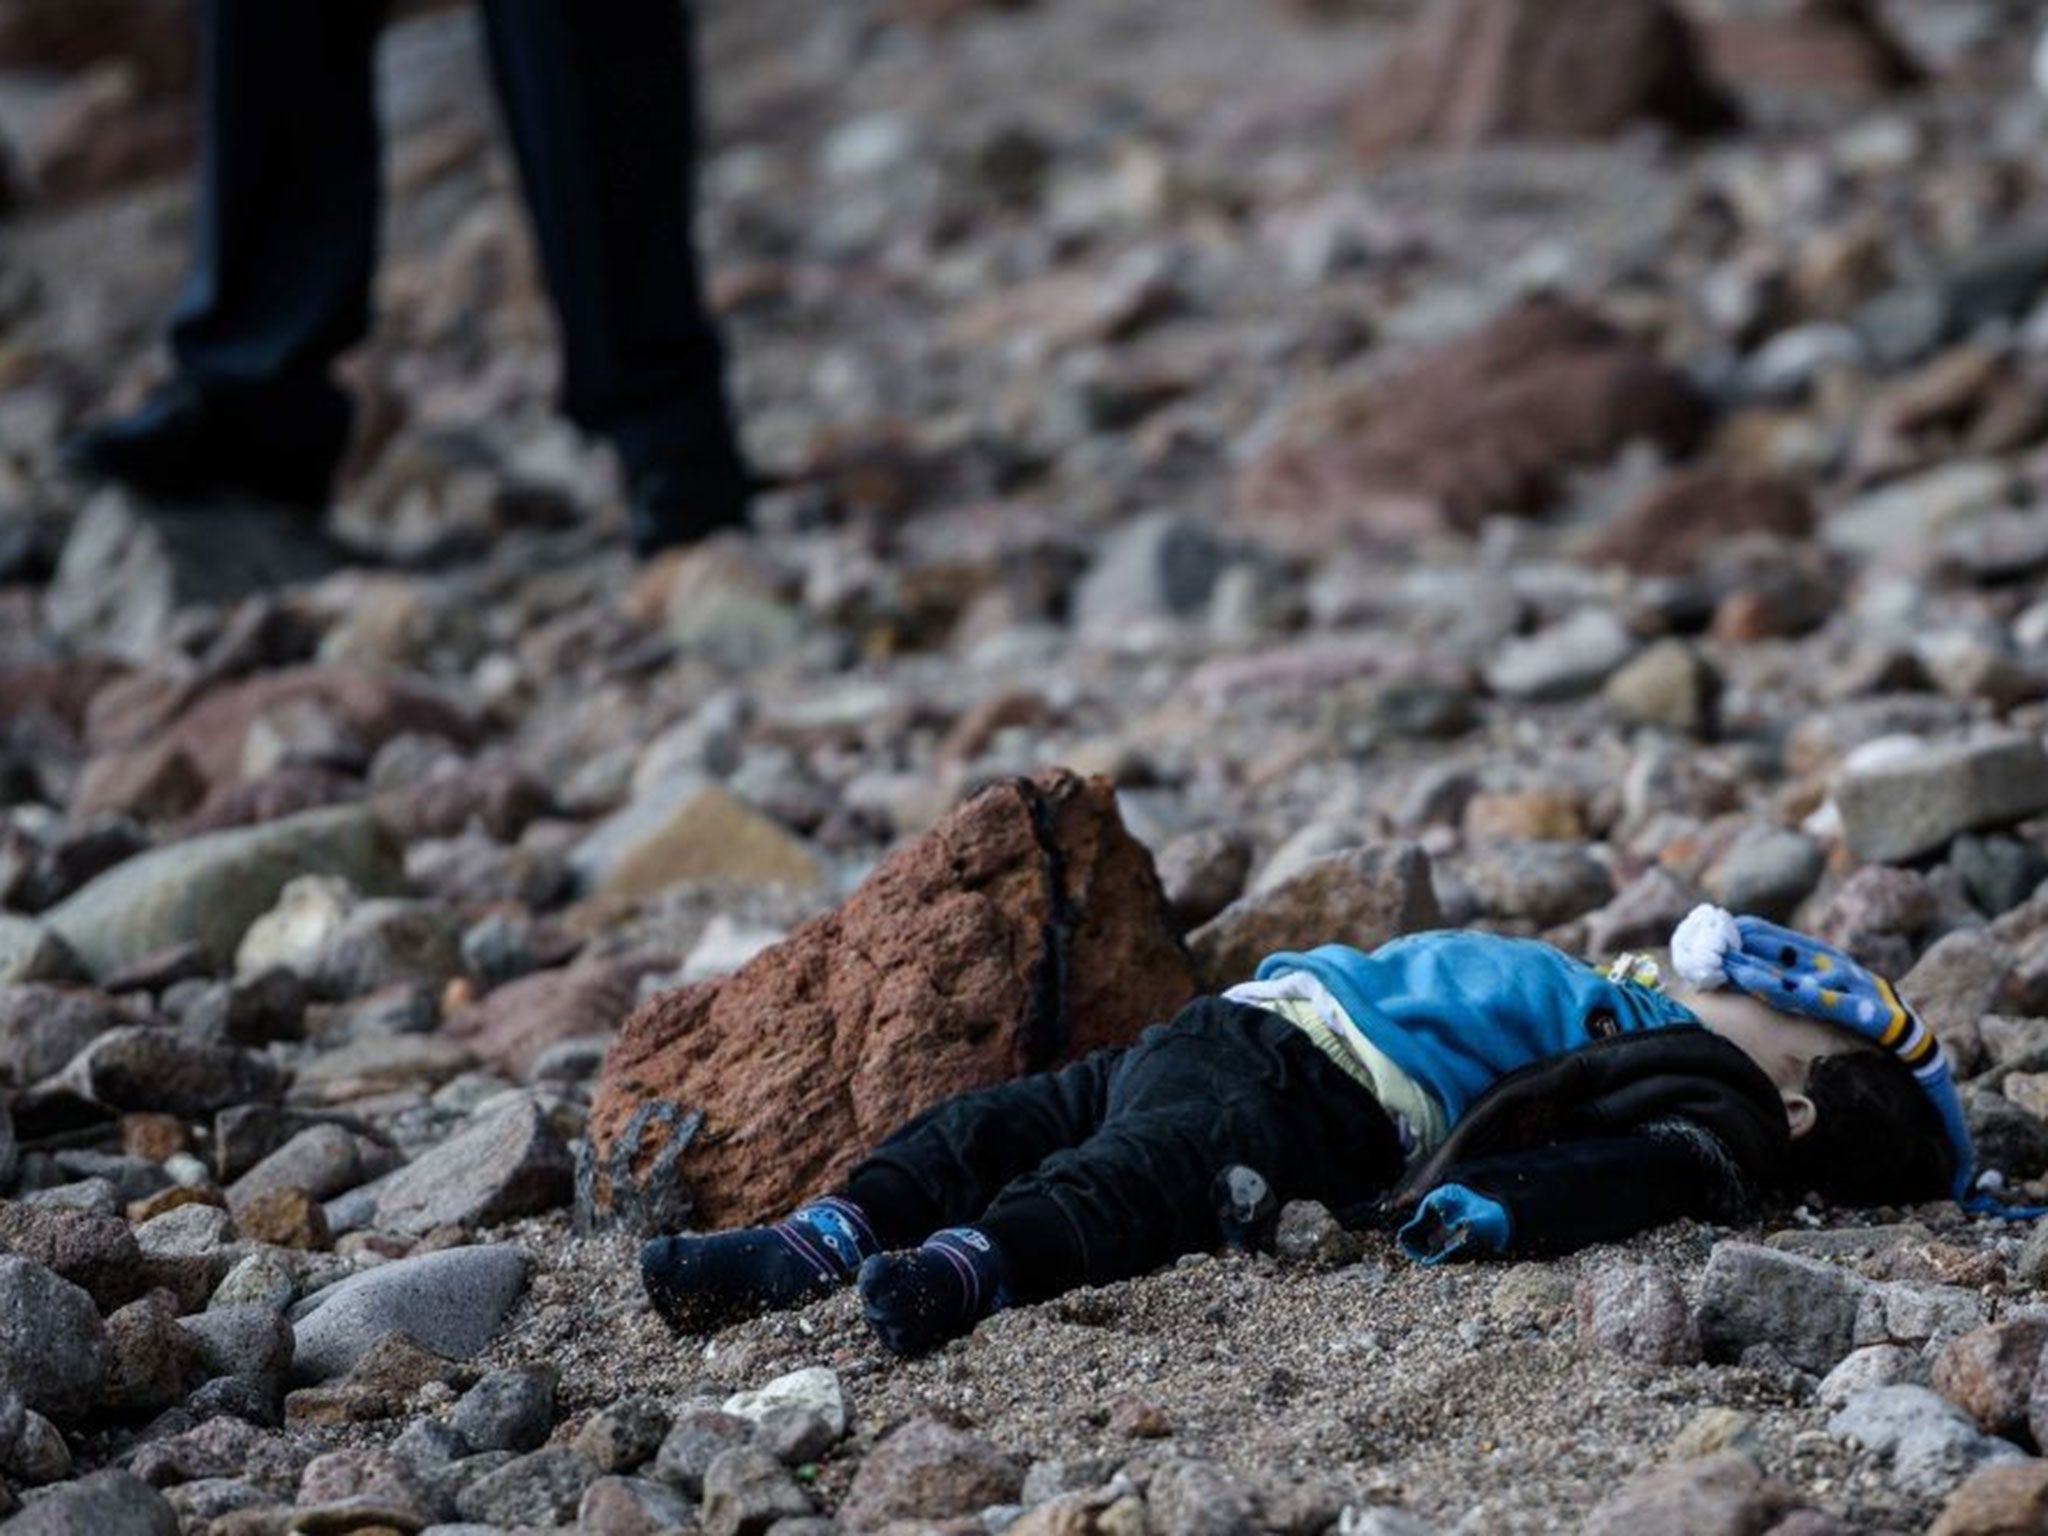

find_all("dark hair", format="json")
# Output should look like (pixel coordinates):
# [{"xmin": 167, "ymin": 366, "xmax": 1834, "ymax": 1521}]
[{"xmin": 1785, "ymin": 1050, "xmax": 1955, "ymax": 1207}]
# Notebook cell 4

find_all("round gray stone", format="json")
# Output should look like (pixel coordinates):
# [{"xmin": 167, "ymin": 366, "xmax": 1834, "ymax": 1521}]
[{"xmin": 290, "ymin": 1243, "xmax": 530, "ymax": 1383}]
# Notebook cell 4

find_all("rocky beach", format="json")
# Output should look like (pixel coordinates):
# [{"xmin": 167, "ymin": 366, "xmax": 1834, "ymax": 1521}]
[{"xmin": 8, "ymin": 0, "xmax": 2048, "ymax": 1531}]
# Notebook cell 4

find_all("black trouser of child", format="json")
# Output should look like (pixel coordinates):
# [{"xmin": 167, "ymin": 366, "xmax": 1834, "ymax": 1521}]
[{"xmin": 838, "ymin": 998, "xmax": 1407, "ymax": 1301}]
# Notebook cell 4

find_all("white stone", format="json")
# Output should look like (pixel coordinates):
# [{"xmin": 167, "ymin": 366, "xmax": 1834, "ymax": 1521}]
[
  {"xmin": 235, "ymin": 876, "xmax": 357, "ymax": 979},
  {"xmin": 1818, "ymin": 1344, "xmax": 1921, "ymax": 1409},
  {"xmin": 1483, "ymin": 610, "xmax": 1637, "ymax": 702},
  {"xmin": 721, "ymin": 1367, "xmax": 847, "ymax": 1440}
]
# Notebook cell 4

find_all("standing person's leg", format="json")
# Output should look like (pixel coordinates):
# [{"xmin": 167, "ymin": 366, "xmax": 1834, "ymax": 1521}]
[
  {"xmin": 63, "ymin": 0, "xmax": 382, "ymax": 508},
  {"xmin": 476, "ymin": 0, "xmax": 748, "ymax": 554},
  {"xmin": 639, "ymin": 1047, "xmax": 1124, "ymax": 1332},
  {"xmin": 857, "ymin": 999, "xmax": 1407, "ymax": 1354}
]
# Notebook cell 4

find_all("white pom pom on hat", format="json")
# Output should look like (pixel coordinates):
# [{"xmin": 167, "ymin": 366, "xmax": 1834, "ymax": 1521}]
[{"xmin": 1670, "ymin": 903, "xmax": 1741, "ymax": 989}]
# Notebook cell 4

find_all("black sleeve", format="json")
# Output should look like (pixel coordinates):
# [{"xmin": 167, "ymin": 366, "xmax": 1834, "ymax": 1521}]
[{"xmin": 1428, "ymin": 1118, "xmax": 1758, "ymax": 1257}]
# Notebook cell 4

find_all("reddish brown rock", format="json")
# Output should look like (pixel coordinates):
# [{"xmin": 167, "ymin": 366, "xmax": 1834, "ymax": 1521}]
[
  {"xmin": 1348, "ymin": 0, "xmax": 1734, "ymax": 163},
  {"xmin": 1697, "ymin": 0, "xmax": 1922, "ymax": 102},
  {"xmin": 103, "ymin": 1291, "xmax": 202, "ymax": 1415},
  {"xmin": 1189, "ymin": 845, "xmax": 1441, "ymax": 991},
  {"xmin": 98, "ymin": 667, "xmax": 475, "ymax": 798},
  {"xmin": 1109, "ymin": 1398, "xmax": 1174, "ymax": 1440},
  {"xmin": 1933, "ymin": 1320, "xmax": 2048, "ymax": 1442},
  {"xmin": 1585, "ymin": 471, "xmax": 1817, "ymax": 577},
  {"xmin": 837, "ymin": 1418, "xmax": 1024, "ymax": 1531},
  {"xmin": 120, "ymin": 1113, "xmax": 192, "ymax": 1162},
  {"xmin": 1711, "ymin": 586, "xmax": 1812, "ymax": 643},
  {"xmin": 1582, "ymin": 1452, "xmax": 1805, "ymax": 1536},
  {"xmin": 1575, "ymin": 1264, "xmax": 1702, "ymax": 1367},
  {"xmin": 1931, "ymin": 1461, "xmax": 2048, "ymax": 1536},
  {"xmin": 81, "ymin": 668, "xmax": 203, "ymax": 755},
  {"xmin": 126, "ymin": 1186, "xmax": 223, "ymax": 1224},
  {"xmin": 589, "ymin": 770, "xmax": 1195, "ymax": 1226},
  {"xmin": 1236, "ymin": 299, "xmax": 1710, "ymax": 546},
  {"xmin": 1464, "ymin": 790, "xmax": 1586, "ymax": 844},
  {"xmin": 940, "ymin": 691, "xmax": 1060, "ymax": 768},
  {"xmin": 1815, "ymin": 866, "xmax": 1939, "ymax": 967},
  {"xmin": 71, "ymin": 740, "xmax": 206, "ymax": 823},
  {"xmin": 1865, "ymin": 1242, "xmax": 2006, "ymax": 1291},
  {"xmin": 236, "ymin": 1187, "xmax": 332, "ymax": 1252},
  {"xmin": 446, "ymin": 955, "xmax": 672, "ymax": 1079}
]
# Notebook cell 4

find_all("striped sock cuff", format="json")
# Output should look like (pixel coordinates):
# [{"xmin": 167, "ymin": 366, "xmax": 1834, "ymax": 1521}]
[
  {"xmin": 808, "ymin": 1196, "xmax": 880, "ymax": 1254},
  {"xmin": 925, "ymin": 1227, "xmax": 1010, "ymax": 1315},
  {"xmin": 788, "ymin": 1198, "xmax": 880, "ymax": 1279}
]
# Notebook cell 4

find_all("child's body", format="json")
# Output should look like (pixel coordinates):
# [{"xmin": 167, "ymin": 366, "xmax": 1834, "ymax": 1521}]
[{"xmin": 643, "ymin": 915, "xmax": 1961, "ymax": 1356}]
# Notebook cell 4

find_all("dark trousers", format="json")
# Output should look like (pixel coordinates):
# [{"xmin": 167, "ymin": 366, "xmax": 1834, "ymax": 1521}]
[
  {"xmin": 841, "ymin": 999, "xmax": 1407, "ymax": 1302},
  {"xmin": 169, "ymin": 0, "xmax": 732, "ymax": 467}
]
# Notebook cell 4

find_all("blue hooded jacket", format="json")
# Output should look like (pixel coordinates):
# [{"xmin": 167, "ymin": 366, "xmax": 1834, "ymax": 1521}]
[{"xmin": 1256, "ymin": 931, "xmax": 1702, "ymax": 1126}]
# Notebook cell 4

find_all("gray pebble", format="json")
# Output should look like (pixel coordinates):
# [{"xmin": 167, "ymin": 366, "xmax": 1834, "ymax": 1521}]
[
  {"xmin": 391, "ymin": 1418, "xmax": 474, "ymax": 1472},
  {"xmin": 653, "ymin": 1409, "xmax": 756, "ymax": 1497},
  {"xmin": 574, "ymin": 1396, "xmax": 673, "ymax": 1473},
  {"xmin": 449, "ymin": 1366, "xmax": 556, "ymax": 1454},
  {"xmin": 700, "ymin": 1445, "xmax": 812, "ymax": 1536},
  {"xmin": 757, "ymin": 1406, "xmax": 837, "ymax": 1468}
]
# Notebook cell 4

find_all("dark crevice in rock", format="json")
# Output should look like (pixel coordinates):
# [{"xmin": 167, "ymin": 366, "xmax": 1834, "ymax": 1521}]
[{"xmin": 1019, "ymin": 776, "xmax": 1081, "ymax": 1073}]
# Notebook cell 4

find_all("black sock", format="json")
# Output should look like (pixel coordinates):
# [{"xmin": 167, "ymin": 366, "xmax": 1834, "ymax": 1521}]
[
  {"xmin": 640, "ymin": 1197, "xmax": 878, "ymax": 1333},
  {"xmin": 857, "ymin": 1227, "xmax": 1010, "ymax": 1357}
]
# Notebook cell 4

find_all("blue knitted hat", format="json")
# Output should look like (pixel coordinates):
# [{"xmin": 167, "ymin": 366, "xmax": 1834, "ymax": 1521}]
[{"xmin": 1670, "ymin": 903, "xmax": 2036, "ymax": 1218}]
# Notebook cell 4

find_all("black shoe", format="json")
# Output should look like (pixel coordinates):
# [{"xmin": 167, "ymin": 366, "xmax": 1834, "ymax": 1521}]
[
  {"xmin": 61, "ymin": 381, "xmax": 350, "ymax": 512},
  {"xmin": 624, "ymin": 444, "xmax": 752, "ymax": 559}
]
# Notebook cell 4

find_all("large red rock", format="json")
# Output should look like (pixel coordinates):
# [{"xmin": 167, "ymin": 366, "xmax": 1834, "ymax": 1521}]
[
  {"xmin": 1348, "ymin": 0, "xmax": 1735, "ymax": 163},
  {"xmin": 589, "ymin": 770, "xmax": 1196, "ymax": 1226},
  {"xmin": 1237, "ymin": 298, "xmax": 1710, "ymax": 546},
  {"xmin": 1584, "ymin": 469, "xmax": 1817, "ymax": 576}
]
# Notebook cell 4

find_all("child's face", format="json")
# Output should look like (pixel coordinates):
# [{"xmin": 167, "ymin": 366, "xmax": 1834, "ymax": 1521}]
[{"xmin": 1680, "ymin": 986, "xmax": 1875, "ymax": 1142}]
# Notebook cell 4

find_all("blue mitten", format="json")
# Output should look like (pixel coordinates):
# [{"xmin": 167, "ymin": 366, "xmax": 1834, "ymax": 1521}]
[{"xmin": 1397, "ymin": 1183, "xmax": 1511, "ymax": 1265}]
